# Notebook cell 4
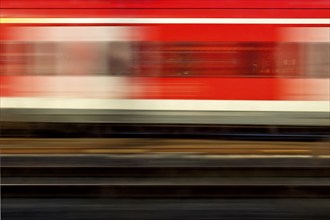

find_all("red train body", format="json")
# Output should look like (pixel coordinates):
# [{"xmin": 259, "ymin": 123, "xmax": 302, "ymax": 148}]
[{"xmin": 1, "ymin": 0, "xmax": 329, "ymax": 125}]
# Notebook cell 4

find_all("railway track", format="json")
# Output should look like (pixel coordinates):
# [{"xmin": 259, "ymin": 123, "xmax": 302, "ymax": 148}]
[
  {"xmin": 2, "ymin": 155, "xmax": 330, "ymax": 219},
  {"xmin": 3, "ymin": 198, "xmax": 330, "ymax": 220},
  {"xmin": 1, "ymin": 138, "xmax": 329, "ymax": 156},
  {"xmin": 2, "ymin": 153, "xmax": 329, "ymax": 199},
  {"xmin": 2, "ymin": 138, "xmax": 329, "ymax": 219},
  {"xmin": 2, "ymin": 122, "xmax": 329, "ymax": 141}
]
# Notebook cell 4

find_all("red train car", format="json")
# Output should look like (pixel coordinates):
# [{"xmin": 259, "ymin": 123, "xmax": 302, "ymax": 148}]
[{"xmin": 1, "ymin": 0, "xmax": 329, "ymax": 125}]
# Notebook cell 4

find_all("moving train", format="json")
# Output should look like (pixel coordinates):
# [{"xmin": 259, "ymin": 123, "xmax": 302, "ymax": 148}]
[{"xmin": 1, "ymin": 0, "xmax": 329, "ymax": 126}]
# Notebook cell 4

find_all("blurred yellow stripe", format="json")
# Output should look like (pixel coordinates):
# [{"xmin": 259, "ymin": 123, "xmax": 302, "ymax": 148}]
[
  {"xmin": 259, "ymin": 149, "xmax": 311, "ymax": 153},
  {"xmin": 0, "ymin": 18, "xmax": 48, "ymax": 23}
]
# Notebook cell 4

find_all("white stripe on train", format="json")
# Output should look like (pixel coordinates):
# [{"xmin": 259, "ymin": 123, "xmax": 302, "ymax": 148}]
[
  {"xmin": 1, "ymin": 98, "xmax": 329, "ymax": 112},
  {"xmin": 1, "ymin": 18, "xmax": 330, "ymax": 24}
]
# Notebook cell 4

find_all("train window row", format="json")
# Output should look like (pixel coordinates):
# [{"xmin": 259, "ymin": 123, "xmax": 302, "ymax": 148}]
[
  {"xmin": 1, "ymin": 41, "xmax": 329, "ymax": 78},
  {"xmin": 0, "ymin": 42, "xmax": 132, "ymax": 76}
]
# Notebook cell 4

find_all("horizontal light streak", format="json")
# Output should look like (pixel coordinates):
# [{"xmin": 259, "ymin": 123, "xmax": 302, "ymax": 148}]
[
  {"xmin": 1, "ymin": 18, "xmax": 330, "ymax": 24},
  {"xmin": 1, "ymin": 98, "xmax": 329, "ymax": 112}
]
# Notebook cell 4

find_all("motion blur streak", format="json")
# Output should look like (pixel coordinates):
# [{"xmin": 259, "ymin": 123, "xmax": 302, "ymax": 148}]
[
  {"xmin": 1, "ymin": 1, "xmax": 329, "ymax": 219},
  {"xmin": 2, "ymin": 18, "xmax": 330, "ymax": 24},
  {"xmin": 1, "ymin": 24, "xmax": 329, "ymax": 125}
]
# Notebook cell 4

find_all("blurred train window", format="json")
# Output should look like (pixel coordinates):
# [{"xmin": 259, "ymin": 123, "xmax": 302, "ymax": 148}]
[
  {"xmin": 275, "ymin": 43, "xmax": 301, "ymax": 78},
  {"xmin": 194, "ymin": 42, "xmax": 241, "ymax": 77},
  {"xmin": 1, "ymin": 41, "xmax": 134, "ymax": 76},
  {"xmin": 240, "ymin": 42, "xmax": 276, "ymax": 77},
  {"xmin": 33, "ymin": 43, "xmax": 57, "ymax": 75},
  {"xmin": 35, "ymin": 41, "xmax": 134, "ymax": 76},
  {"xmin": 56, "ymin": 42, "xmax": 109, "ymax": 76},
  {"xmin": 107, "ymin": 42, "xmax": 133, "ymax": 76},
  {"xmin": 137, "ymin": 42, "xmax": 162, "ymax": 76},
  {"xmin": 159, "ymin": 42, "xmax": 197, "ymax": 77},
  {"xmin": 136, "ymin": 42, "xmax": 279, "ymax": 77},
  {"xmin": 305, "ymin": 43, "xmax": 330, "ymax": 78},
  {"xmin": 0, "ymin": 42, "xmax": 32, "ymax": 75}
]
